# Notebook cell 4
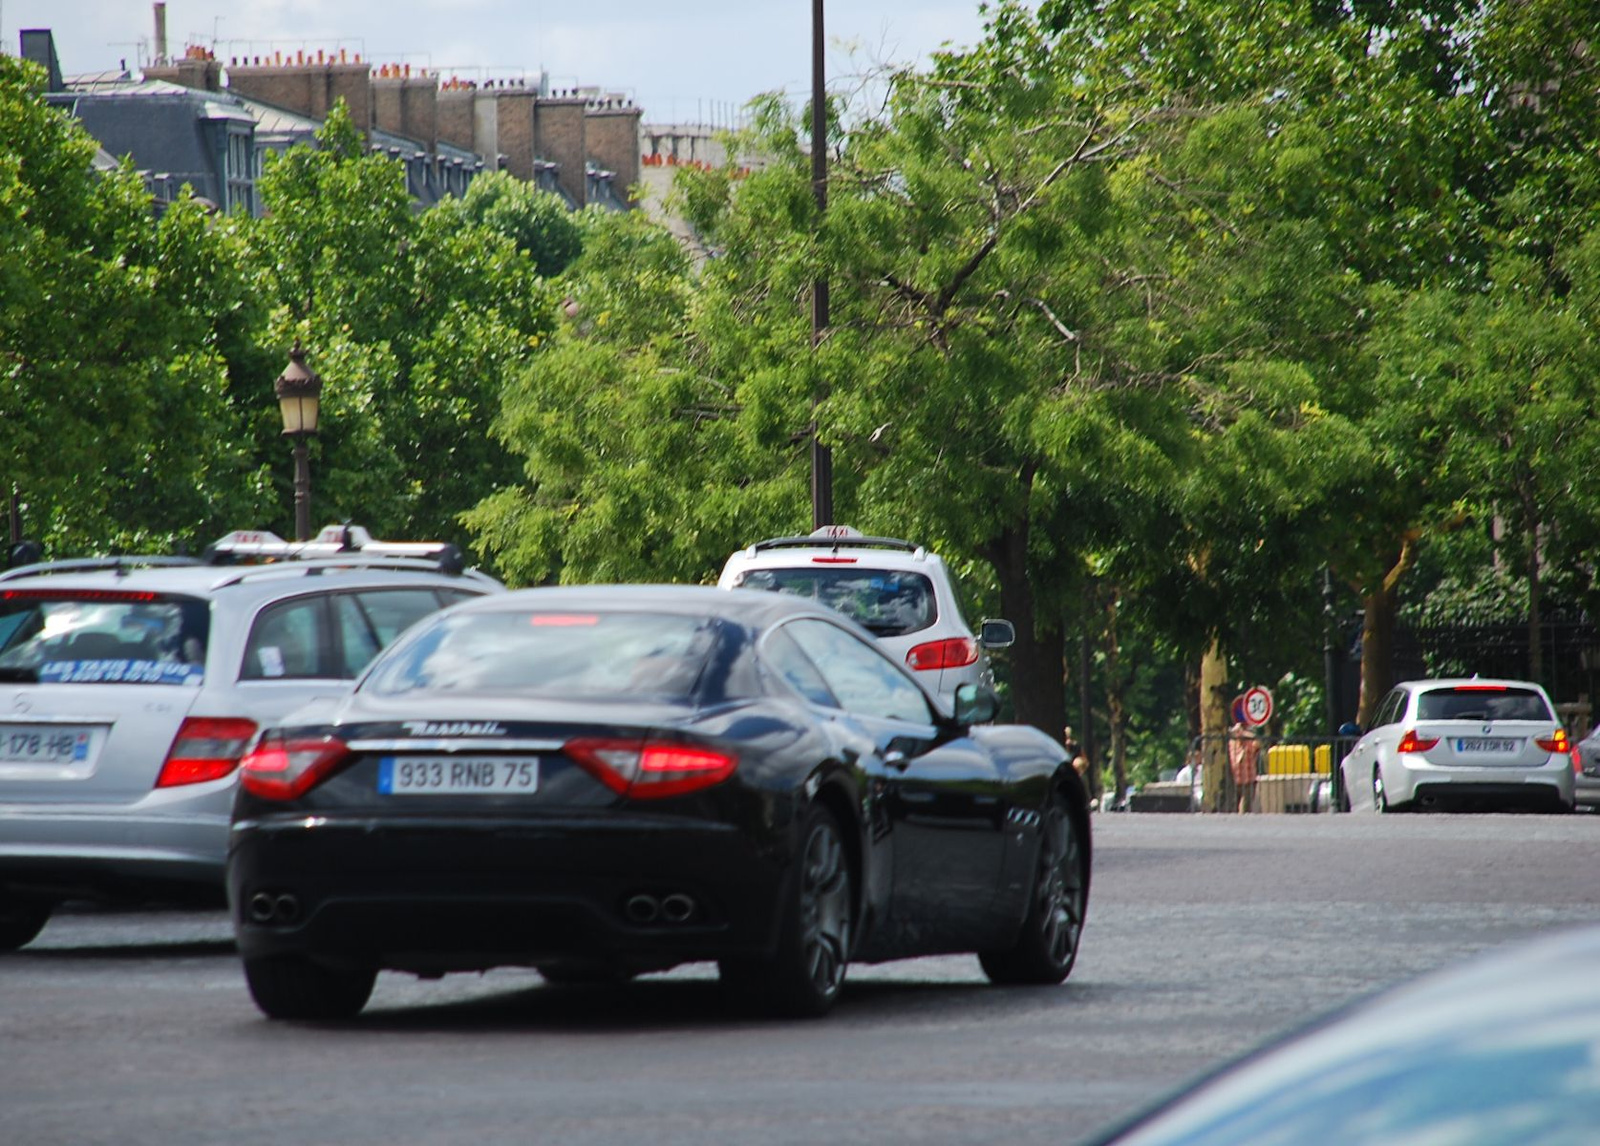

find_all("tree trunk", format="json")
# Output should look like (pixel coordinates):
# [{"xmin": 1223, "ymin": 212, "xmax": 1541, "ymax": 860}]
[
  {"xmin": 1199, "ymin": 637, "xmax": 1229, "ymax": 813},
  {"xmin": 988, "ymin": 524, "xmax": 1065, "ymax": 737},
  {"xmin": 1528, "ymin": 518, "xmax": 1542, "ymax": 686},
  {"xmin": 1355, "ymin": 534, "xmax": 1418, "ymax": 727},
  {"xmin": 1357, "ymin": 588, "xmax": 1397, "ymax": 727},
  {"xmin": 1103, "ymin": 591, "xmax": 1127, "ymax": 807},
  {"xmin": 1079, "ymin": 632, "xmax": 1099, "ymax": 805}
]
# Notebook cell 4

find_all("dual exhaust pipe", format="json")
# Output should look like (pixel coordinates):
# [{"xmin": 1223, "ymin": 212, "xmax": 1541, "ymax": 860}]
[
  {"xmin": 246, "ymin": 891, "xmax": 302, "ymax": 926},
  {"xmin": 251, "ymin": 888, "xmax": 696, "ymax": 928},
  {"xmin": 624, "ymin": 892, "xmax": 697, "ymax": 926}
]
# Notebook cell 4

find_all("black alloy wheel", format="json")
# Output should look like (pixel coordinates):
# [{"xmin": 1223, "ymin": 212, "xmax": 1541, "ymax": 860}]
[
  {"xmin": 0, "ymin": 894, "xmax": 52, "ymax": 951},
  {"xmin": 720, "ymin": 804, "xmax": 852, "ymax": 1018},
  {"xmin": 243, "ymin": 954, "xmax": 377, "ymax": 1021},
  {"xmin": 980, "ymin": 794, "xmax": 1087, "ymax": 985}
]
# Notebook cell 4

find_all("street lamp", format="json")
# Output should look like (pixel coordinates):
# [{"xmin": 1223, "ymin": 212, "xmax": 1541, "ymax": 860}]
[{"xmin": 273, "ymin": 343, "xmax": 322, "ymax": 542}]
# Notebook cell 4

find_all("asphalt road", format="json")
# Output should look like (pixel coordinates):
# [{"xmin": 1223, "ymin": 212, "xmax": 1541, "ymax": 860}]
[{"xmin": 4, "ymin": 812, "xmax": 1599, "ymax": 1146}]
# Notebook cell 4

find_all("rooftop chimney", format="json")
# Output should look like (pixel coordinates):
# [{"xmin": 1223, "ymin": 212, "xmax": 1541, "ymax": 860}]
[
  {"xmin": 19, "ymin": 29, "xmax": 64, "ymax": 92},
  {"xmin": 153, "ymin": 2, "xmax": 168, "ymax": 65}
]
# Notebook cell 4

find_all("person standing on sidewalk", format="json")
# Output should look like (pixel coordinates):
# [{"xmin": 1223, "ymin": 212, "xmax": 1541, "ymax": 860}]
[
  {"xmin": 1228, "ymin": 721, "xmax": 1261, "ymax": 813},
  {"xmin": 1064, "ymin": 726, "xmax": 1096, "ymax": 808}
]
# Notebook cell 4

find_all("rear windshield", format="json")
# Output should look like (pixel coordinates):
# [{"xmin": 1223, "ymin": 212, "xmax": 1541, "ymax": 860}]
[
  {"xmin": 362, "ymin": 610, "xmax": 720, "ymax": 700},
  {"xmin": 732, "ymin": 567, "xmax": 936, "ymax": 637},
  {"xmin": 0, "ymin": 590, "xmax": 210, "ymax": 686},
  {"xmin": 1417, "ymin": 687, "xmax": 1552, "ymax": 722}
]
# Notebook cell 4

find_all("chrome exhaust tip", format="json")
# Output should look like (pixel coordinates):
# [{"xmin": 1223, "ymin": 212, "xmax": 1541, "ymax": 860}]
[
  {"xmin": 624, "ymin": 894, "xmax": 660, "ymax": 924},
  {"xmin": 271, "ymin": 893, "xmax": 302, "ymax": 925},
  {"xmin": 246, "ymin": 892, "xmax": 276, "ymax": 925},
  {"xmin": 660, "ymin": 893, "xmax": 696, "ymax": 924}
]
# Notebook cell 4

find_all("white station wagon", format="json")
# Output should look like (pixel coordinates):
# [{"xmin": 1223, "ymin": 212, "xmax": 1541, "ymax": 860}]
[{"xmin": 1338, "ymin": 677, "xmax": 1575, "ymax": 813}]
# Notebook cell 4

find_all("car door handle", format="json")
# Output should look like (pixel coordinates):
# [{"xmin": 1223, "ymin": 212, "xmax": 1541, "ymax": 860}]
[{"xmin": 883, "ymin": 748, "xmax": 910, "ymax": 771}]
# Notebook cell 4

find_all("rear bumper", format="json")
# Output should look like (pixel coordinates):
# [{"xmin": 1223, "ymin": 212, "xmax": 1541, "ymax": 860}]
[
  {"xmin": 0, "ymin": 807, "xmax": 229, "ymax": 902},
  {"xmin": 227, "ymin": 813, "xmax": 791, "ymax": 974},
  {"xmin": 1386, "ymin": 758, "xmax": 1575, "ymax": 811}
]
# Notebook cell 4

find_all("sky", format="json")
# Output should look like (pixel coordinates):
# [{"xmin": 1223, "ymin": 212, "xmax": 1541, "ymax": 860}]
[{"xmin": 2, "ymin": 0, "xmax": 1002, "ymax": 125}]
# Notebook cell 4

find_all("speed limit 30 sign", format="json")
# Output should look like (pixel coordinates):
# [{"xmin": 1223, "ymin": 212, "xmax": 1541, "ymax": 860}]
[{"xmin": 1241, "ymin": 686, "xmax": 1274, "ymax": 728}]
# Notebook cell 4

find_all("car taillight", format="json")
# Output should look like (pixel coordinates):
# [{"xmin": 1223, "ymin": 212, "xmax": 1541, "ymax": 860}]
[
  {"xmin": 1573, "ymin": 747, "xmax": 1584, "ymax": 774},
  {"xmin": 1537, "ymin": 729, "xmax": 1570, "ymax": 753},
  {"xmin": 239, "ymin": 732, "xmax": 352, "ymax": 800},
  {"xmin": 906, "ymin": 637, "xmax": 978, "ymax": 672},
  {"xmin": 564, "ymin": 738, "xmax": 737, "ymax": 799},
  {"xmin": 1396, "ymin": 730, "xmax": 1439, "ymax": 754},
  {"xmin": 155, "ymin": 717, "xmax": 259, "ymax": 788}
]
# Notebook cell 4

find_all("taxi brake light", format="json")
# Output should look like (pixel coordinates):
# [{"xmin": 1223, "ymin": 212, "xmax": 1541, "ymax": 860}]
[{"xmin": 155, "ymin": 717, "xmax": 258, "ymax": 787}]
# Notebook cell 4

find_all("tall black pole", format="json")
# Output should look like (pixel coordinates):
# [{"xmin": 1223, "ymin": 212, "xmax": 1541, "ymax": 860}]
[
  {"xmin": 1324, "ymin": 566, "xmax": 1345, "ymax": 811},
  {"xmin": 1323, "ymin": 566, "xmax": 1339, "ymax": 734},
  {"xmin": 291, "ymin": 437, "xmax": 313, "ymax": 542},
  {"xmin": 809, "ymin": 0, "xmax": 833, "ymax": 531}
]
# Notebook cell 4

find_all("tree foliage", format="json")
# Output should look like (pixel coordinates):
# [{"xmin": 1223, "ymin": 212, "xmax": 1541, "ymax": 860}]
[
  {"xmin": 0, "ymin": 54, "xmax": 263, "ymax": 554},
  {"xmin": 8, "ymin": 1, "xmax": 1600, "ymax": 769}
]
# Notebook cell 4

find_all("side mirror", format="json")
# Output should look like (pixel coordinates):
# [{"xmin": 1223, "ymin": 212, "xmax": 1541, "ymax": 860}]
[
  {"xmin": 1338, "ymin": 721, "xmax": 1362, "ymax": 738},
  {"xmin": 979, "ymin": 619, "xmax": 1015, "ymax": 649},
  {"xmin": 953, "ymin": 682, "xmax": 999, "ymax": 726}
]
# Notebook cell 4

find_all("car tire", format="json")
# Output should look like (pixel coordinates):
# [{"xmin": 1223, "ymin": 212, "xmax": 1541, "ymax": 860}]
[
  {"xmin": 1374, "ymin": 767, "xmax": 1396, "ymax": 813},
  {"xmin": 243, "ymin": 954, "xmax": 377, "ymax": 1021},
  {"xmin": 719, "ymin": 804, "xmax": 852, "ymax": 1018},
  {"xmin": 980, "ymin": 793, "xmax": 1087, "ymax": 986},
  {"xmin": 0, "ymin": 895, "xmax": 52, "ymax": 951}
]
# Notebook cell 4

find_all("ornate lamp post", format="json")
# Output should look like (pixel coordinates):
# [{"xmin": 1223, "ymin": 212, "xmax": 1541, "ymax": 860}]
[{"xmin": 273, "ymin": 343, "xmax": 322, "ymax": 542}]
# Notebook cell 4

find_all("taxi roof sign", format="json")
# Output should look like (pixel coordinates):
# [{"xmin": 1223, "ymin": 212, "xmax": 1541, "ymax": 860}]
[{"xmin": 205, "ymin": 525, "xmax": 465, "ymax": 574}]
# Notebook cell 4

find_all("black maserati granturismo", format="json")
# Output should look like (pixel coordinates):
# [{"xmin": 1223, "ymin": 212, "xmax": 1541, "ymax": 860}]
[{"xmin": 227, "ymin": 584, "xmax": 1091, "ymax": 1019}]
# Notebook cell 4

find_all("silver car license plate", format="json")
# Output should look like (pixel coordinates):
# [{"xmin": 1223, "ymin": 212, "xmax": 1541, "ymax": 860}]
[
  {"xmin": 1454, "ymin": 738, "xmax": 1518, "ymax": 754},
  {"xmin": 377, "ymin": 756, "xmax": 539, "ymax": 795},
  {"xmin": 0, "ymin": 724, "xmax": 96, "ymax": 766}
]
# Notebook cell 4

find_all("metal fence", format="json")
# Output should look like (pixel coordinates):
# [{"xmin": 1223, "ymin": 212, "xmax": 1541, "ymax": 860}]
[{"xmin": 1130, "ymin": 733, "xmax": 1359, "ymax": 813}]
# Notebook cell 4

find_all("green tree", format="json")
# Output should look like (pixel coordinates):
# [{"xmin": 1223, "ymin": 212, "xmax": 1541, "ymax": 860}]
[
  {"xmin": 443, "ymin": 171, "xmax": 582, "ymax": 277},
  {"xmin": 0, "ymin": 54, "xmax": 264, "ymax": 556},
  {"xmin": 244, "ymin": 103, "xmax": 560, "ymax": 551}
]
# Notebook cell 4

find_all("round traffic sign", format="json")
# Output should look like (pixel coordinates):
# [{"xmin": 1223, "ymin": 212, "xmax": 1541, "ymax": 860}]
[{"xmin": 1242, "ymin": 686, "xmax": 1274, "ymax": 728}]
